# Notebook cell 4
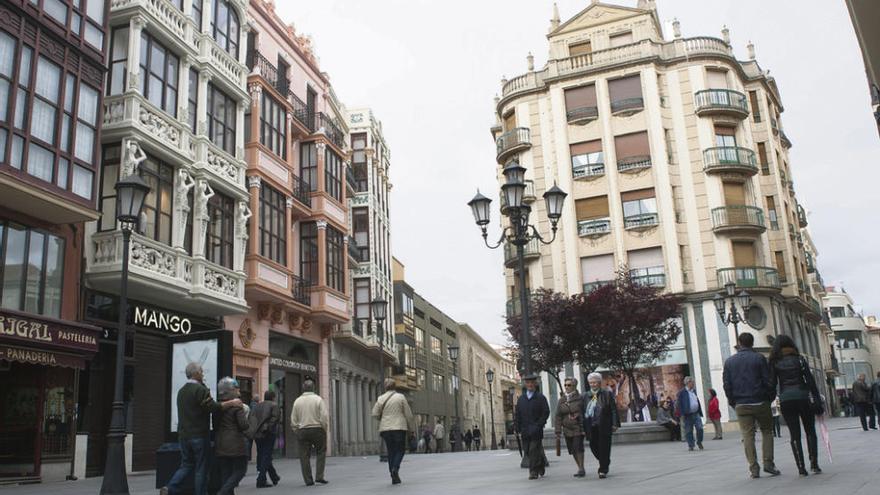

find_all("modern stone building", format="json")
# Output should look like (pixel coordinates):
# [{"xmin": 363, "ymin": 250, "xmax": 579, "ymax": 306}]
[
  {"xmin": 492, "ymin": 0, "xmax": 828, "ymax": 424},
  {"xmin": 825, "ymin": 286, "xmax": 874, "ymax": 394},
  {"xmin": 327, "ymin": 107, "xmax": 395, "ymax": 456}
]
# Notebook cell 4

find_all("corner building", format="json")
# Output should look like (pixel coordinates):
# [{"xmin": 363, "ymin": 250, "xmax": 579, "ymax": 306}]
[
  {"xmin": 81, "ymin": 0, "xmax": 250, "ymax": 474},
  {"xmin": 494, "ymin": 1, "xmax": 828, "ymax": 424}
]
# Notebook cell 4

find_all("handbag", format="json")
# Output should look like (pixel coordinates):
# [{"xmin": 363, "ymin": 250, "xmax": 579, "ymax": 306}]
[{"xmin": 799, "ymin": 357, "xmax": 825, "ymax": 416}]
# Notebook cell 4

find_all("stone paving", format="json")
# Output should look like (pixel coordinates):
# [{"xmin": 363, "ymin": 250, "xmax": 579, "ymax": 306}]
[{"xmin": 2, "ymin": 418, "xmax": 878, "ymax": 495}]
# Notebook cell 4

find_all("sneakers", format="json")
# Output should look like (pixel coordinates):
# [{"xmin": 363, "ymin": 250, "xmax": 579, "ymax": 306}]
[
  {"xmin": 598, "ymin": 472, "xmax": 607, "ymax": 479},
  {"xmin": 697, "ymin": 442, "xmax": 704, "ymax": 450},
  {"xmin": 763, "ymin": 467, "xmax": 782, "ymax": 476},
  {"xmin": 316, "ymin": 479, "xmax": 329, "ymax": 485},
  {"xmin": 573, "ymin": 470, "xmax": 585, "ymax": 478}
]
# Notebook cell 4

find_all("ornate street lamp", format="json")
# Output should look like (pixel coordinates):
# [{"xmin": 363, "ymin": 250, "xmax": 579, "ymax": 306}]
[
  {"xmin": 448, "ymin": 345, "xmax": 461, "ymax": 451},
  {"xmin": 713, "ymin": 281, "xmax": 752, "ymax": 341},
  {"xmin": 370, "ymin": 297, "xmax": 388, "ymax": 462},
  {"xmin": 468, "ymin": 161, "xmax": 567, "ymax": 377},
  {"xmin": 101, "ymin": 175, "xmax": 150, "ymax": 495},
  {"xmin": 486, "ymin": 368, "xmax": 498, "ymax": 450}
]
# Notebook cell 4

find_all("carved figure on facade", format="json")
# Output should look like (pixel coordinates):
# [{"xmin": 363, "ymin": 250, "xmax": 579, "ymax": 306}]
[
  {"xmin": 195, "ymin": 179, "xmax": 215, "ymax": 256},
  {"xmin": 287, "ymin": 312, "xmax": 303, "ymax": 333},
  {"xmin": 235, "ymin": 201, "xmax": 251, "ymax": 266},
  {"xmin": 257, "ymin": 302, "xmax": 271, "ymax": 321},
  {"xmin": 122, "ymin": 139, "xmax": 147, "ymax": 177},
  {"xmin": 175, "ymin": 170, "xmax": 196, "ymax": 247}
]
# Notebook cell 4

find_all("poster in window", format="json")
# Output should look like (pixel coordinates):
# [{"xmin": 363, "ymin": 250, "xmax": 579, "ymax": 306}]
[{"xmin": 170, "ymin": 338, "xmax": 218, "ymax": 432}]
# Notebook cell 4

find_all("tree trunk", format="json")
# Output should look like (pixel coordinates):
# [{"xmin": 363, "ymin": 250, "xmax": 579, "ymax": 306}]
[{"xmin": 626, "ymin": 370, "xmax": 643, "ymax": 422}]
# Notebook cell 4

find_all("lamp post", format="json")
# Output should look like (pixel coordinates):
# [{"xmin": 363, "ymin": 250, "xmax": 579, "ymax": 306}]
[
  {"xmin": 468, "ymin": 161, "xmax": 567, "ymax": 377},
  {"xmin": 101, "ymin": 175, "xmax": 150, "ymax": 495},
  {"xmin": 448, "ymin": 345, "xmax": 461, "ymax": 451},
  {"xmin": 370, "ymin": 298, "xmax": 388, "ymax": 462},
  {"xmin": 486, "ymin": 368, "xmax": 498, "ymax": 450},
  {"xmin": 713, "ymin": 281, "xmax": 752, "ymax": 341}
]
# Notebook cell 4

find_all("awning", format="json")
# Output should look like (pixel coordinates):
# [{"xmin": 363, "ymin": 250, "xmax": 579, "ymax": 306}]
[{"xmin": 0, "ymin": 308, "xmax": 102, "ymax": 369}]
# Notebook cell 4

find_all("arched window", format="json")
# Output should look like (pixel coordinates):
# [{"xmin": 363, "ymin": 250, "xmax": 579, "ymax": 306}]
[{"xmin": 211, "ymin": 0, "xmax": 240, "ymax": 58}]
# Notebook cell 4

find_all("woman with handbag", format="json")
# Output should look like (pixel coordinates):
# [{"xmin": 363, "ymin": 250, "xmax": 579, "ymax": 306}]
[
  {"xmin": 769, "ymin": 334, "xmax": 823, "ymax": 476},
  {"xmin": 554, "ymin": 377, "xmax": 586, "ymax": 477}
]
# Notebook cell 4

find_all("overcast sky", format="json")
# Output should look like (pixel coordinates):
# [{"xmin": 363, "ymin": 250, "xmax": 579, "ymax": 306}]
[{"xmin": 275, "ymin": 0, "xmax": 880, "ymax": 345}]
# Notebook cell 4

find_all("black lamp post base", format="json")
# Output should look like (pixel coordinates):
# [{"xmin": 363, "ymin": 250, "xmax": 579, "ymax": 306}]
[{"xmin": 100, "ymin": 432, "xmax": 129, "ymax": 494}]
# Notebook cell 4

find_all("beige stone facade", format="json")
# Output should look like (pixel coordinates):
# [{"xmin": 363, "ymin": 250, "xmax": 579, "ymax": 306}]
[{"xmin": 457, "ymin": 324, "xmax": 510, "ymax": 448}]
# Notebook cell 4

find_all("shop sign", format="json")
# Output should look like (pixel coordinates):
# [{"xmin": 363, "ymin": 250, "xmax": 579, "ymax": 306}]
[
  {"xmin": 0, "ymin": 344, "xmax": 85, "ymax": 369},
  {"xmin": 133, "ymin": 306, "xmax": 192, "ymax": 335},
  {"xmin": 0, "ymin": 309, "xmax": 99, "ymax": 353},
  {"xmin": 268, "ymin": 356, "xmax": 317, "ymax": 373}
]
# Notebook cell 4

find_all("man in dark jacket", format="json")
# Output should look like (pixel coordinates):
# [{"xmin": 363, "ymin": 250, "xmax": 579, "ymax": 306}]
[
  {"xmin": 852, "ymin": 373, "xmax": 876, "ymax": 431},
  {"xmin": 515, "ymin": 374, "xmax": 550, "ymax": 480},
  {"xmin": 251, "ymin": 389, "xmax": 281, "ymax": 488},
  {"xmin": 161, "ymin": 363, "xmax": 242, "ymax": 495},
  {"xmin": 722, "ymin": 332, "xmax": 779, "ymax": 479},
  {"xmin": 872, "ymin": 372, "xmax": 880, "ymax": 424},
  {"xmin": 675, "ymin": 377, "xmax": 704, "ymax": 451},
  {"xmin": 584, "ymin": 372, "xmax": 619, "ymax": 478}
]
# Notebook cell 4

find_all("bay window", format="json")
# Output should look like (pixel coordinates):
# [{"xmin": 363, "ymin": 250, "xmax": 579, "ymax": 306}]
[
  {"xmin": 326, "ymin": 226, "xmax": 344, "ymax": 292},
  {"xmin": 260, "ymin": 92, "xmax": 286, "ymax": 159},
  {"xmin": 207, "ymin": 83, "xmax": 236, "ymax": 155},
  {"xmin": 139, "ymin": 31, "xmax": 179, "ymax": 117},
  {"xmin": 211, "ymin": 0, "xmax": 240, "ymax": 58},
  {"xmin": 259, "ymin": 184, "xmax": 286, "ymax": 265},
  {"xmin": 300, "ymin": 142, "xmax": 317, "ymax": 192},
  {"xmin": 324, "ymin": 148, "xmax": 342, "ymax": 201},
  {"xmin": 0, "ymin": 222, "xmax": 65, "ymax": 318},
  {"xmin": 300, "ymin": 222, "xmax": 318, "ymax": 286},
  {"xmin": 206, "ymin": 192, "xmax": 234, "ymax": 269}
]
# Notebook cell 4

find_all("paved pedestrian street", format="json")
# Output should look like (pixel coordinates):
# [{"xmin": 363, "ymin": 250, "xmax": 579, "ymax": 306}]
[{"xmin": 2, "ymin": 419, "xmax": 877, "ymax": 495}]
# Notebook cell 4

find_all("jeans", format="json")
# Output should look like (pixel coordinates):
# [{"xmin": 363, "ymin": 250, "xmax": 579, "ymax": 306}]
[
  {"xmin": 735, "ymin": 402, "xmax": 776, "ymax": 474},
  {"xmin": 381, "ymin": 430, "xmax": 407, "ymax": 474},
  {"xmin": 780, "ymin": 399, "xmax": 819, "ymax": 466},
  {"xmin": 588, "ymin": 427, "xmax": 612, "ymax": 474},
  {"xmin": 216, "ymin": 456, "xmax": 247, "ymax": 495},
  {"xmin": 166, "ymin": 437, "xmax": 210, "ymax": 495},
  {"xmin": 772, "ymin": 416, "xmax": 782, "ymax": 437},
  {"xmin": 255, "ymin": 434, "xmax": 278, "ymax": 485},
  {"xmin": 682, "ymin": 414, "xmax": 704, "ymax": 448},
  {"xmin": 855, "ymin": 402, "xmax": 876, "ymax": 430},
  {"xmin": 297, "ymin": 427, "xmax": 326, "ymax": 484}
]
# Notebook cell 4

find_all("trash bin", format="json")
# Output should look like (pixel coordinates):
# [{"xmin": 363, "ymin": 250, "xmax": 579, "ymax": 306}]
[{"xmin": 155, "ymin": 443, "xmax": 187, "ymax": 491}]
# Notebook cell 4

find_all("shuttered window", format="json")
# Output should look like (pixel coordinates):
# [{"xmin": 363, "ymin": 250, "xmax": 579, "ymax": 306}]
[
  {"xmin": 571, "ymin": 140, "xmax": 604, "ymax": 174},
  {"xmin": 609, "ymin": 31, "xmax": 633, "ymax": 48},
  {"xmin": 614, "ymin": 131, "xmax": 650, "ymax": 159},
  {"xmin": 581, "ymin": 254, "xmax": 615, "ymax": 284},
  {"xmin": 723, "ymin": 182, "xmax": 746, "ymax": 205},
  {"xmin": 608, "ymin": 75, "xmax": 642, "ymax": 102},
  {"xmin": 766, "ymin": 196, "xmax": 778, "ymax": 229},
  {"xmin": 749, "ymin": 90, "xmax": 762, "ymax": 122},
  {"xmin": 575, "ymin": 196, "xmax": 609, "ymax": 220},
  {"xmin": 714, "ymin": 125, "xmax": 736, "ymax": 147},
  {"xmin": 757, "ymin": 142, "xmax": 769, "ymax": 174},
  {"xmin": 707, "ymin": 70, "xmax": 728, "ymax": 89},
  {"xmin": 732, "ymin": 241, "xmax": 756, "ymax": 266},
  {"xmin": 622, "ymin": 189, "xmax": 657, "ymax": 219},
  {"xmin": 503, "ymin": 112, "xmax": 516, "ymax": 131},
  {"xmin": 628, "ymin": 247, "xmax": 665, "ymax": 286},
  {"xmin": 569, "ymin": 41, "xmax": 592, "ymax": 56},
  {"xmin": 564, "ymin": 85, "xmax": 597, "ymax": 111}
]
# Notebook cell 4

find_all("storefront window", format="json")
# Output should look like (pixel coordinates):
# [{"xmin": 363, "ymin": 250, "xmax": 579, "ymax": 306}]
[
  {"xmin": 41, "ymin": 367, "xmax": 75, "ymax": 457},
  {"xmin": 0, "ymin": 222, "xmax": 65, "ymax": 318}
]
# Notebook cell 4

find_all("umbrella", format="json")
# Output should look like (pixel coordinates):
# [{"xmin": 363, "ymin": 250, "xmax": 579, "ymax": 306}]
[{"xmin": 817, "ymin": 414, "xmax": 832, "ymax": 464}]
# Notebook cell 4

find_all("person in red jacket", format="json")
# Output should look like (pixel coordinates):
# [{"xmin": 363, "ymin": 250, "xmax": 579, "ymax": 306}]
[{"xmin": 708, "ymin": 388, "xmax": 723, "ymax": 440}]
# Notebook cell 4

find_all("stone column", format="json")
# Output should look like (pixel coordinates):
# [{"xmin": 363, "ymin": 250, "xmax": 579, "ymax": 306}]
[
  {"xmin": 127, "ymin": 16, "xmax": 147, "ymax": 92},
  {"xmin": 197, "ymin": 72, "xmax": 212, "ymax": 139},
  {"xmin": 316, "ymin": 220, "xmax": 328, "ymax": 287},
  {"xmin": 347, "ymin": 373, "xmax": 357, "ymax": 455},
  {"xmin": 354, "ymin": 376, "xmax": 364, "ymax": 454}
]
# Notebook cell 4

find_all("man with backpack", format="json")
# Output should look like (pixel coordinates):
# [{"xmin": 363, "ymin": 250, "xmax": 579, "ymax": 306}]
[{"xmin": 250, "ymin": 389, "xmax": 281, "ymax": 488}]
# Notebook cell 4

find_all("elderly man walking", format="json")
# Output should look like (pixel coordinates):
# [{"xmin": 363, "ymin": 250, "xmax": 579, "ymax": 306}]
[
  {"xmin": 161, "ymin": 363, "xmax": 241, "ymax": 495},
  {"xmin": 515, "ymin": 373, "xmax": 550, "ymax": 480},
  {"xmin": 852, "ymin": 373, "xmax": 876, "ymax": 431},
  {"xmin": 290, "ymin": 379, "xmax": 330, "ymax": 486},
  {"xmin": 675, "ymin": 377, "xmax": 704, "ymax": 451},
  {"xmin": 433, "ymin": 419, "xmax": 446, "ymax": 453},
  {"xmin": 584, "ymin": 372, "xmax": 619, "ymax": 479},
  {"xmin": 373, "ymin": 378, "xmax": 415, "ymax": 485},
  {"xmin": 723, "ymin": 332, "xmax": 780, "ymax": 479}
]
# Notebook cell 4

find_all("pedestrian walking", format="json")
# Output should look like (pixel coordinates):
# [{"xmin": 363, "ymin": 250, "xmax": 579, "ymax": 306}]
[
  {"xmin": 722, "ymin": 332, "xmax": 780, "ymax": 479},
  {"xmin": 160, "ymin": 362, "xmax": 242, "ymax": 495},
  {"xmin": 771, "ymin": 398, "xmax": 782, "ymax": 438},
  {"xmin": 871, "ymin": 372, "xmax": 880, "ymax": 420},
  {"xmin": 852, "ymin": 373, "xmax": 876, "ymax": 431},
  {"xmin": 290, "ymin": 379, "xmax": 329, "ymax": 486},
  {"xmin": 675, "ymin": 377, "xmax": 704, "ymax": 451},
  {"xmin": 515, "ymin": 373, "xmax": 550, "ymax": 480},
  {"xmin": 251, "ymin": 389, "xmax": 281, "ymax": 488},
  {"xmin": 214, "ymin": 378, "xmax": 250, "ymax": 495},
  {"xmin": 555, "ymin": 377, "xmax": 586, "ymax": 477},
  {"xmin": 656, "ymin": 400, "xmax": 680, "ymax": 441},
  {"xmin": 421, "ymin": 425, "xmax": 433, "ymax": 453},
  {"xmin": 373, "ymin": 378, "xmax": 415, "ymax": 485},
  {"xmin": 584, "ymin": 372, "xmax": 619, "ymax": 479},
  {"xmin": 708, "ymin": 388, "xmax": 722, "ymax": 440},
  {"xmin": 472, "ymin": 425, "xmax": 482, "ymax": 451},
  {"xmin": 768, "ymin": 335, "xmax": 824, "ymax": 476},
  {"xmin": 464, "ymin": 429, "xmax": 473, "ymax": 451},
  {"xmin": 434, "ymin": 419, "xmax": 446, "ymax": 453}
]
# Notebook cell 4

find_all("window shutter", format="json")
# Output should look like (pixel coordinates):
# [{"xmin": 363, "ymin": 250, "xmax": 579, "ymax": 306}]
[
  {"xmin": 707, "ymin": 70, "xmax": 728, "ymax": 89},
  {"xmin": 732, "ymin": 241, "xmax": 756, "ymax": 266},
  {"xmin": 609, "ymin": 31, "xmax": 634, "ymax": 48},
  {"xmin": 570, "ymin": 139, "xmax": 602, "ymax": 156},
  {"xmin": 503, "ymin": 112, "xmax": 516, "ymax": 131},
  {"xmin": 723, "ymin": 182, "xmax": 746, "ymax": 205},
  {"xmin": 621, "ymin": 188, "xmax": 655, "ymax": 202},
  {"xmin": 569, "ymin": 41, "xmax": 592, "ymax": 56},
  {"xmin": 757, "ymin": 142, "xmax": 768, "ymax": 165},
  {"xmin": 714, "ymin": 125, "xmax": 736, "ymax": 136},
  {"xmin": 627, "ymin": 247, "xmax": 663, "ymax": 269},
  {"xmin": 564, "ymin": 85, "xmax": 597, "ymax": 110},
  {"xmin": 766, "ymin": 195, "xmax": 776, "ymax": 211},
  {"xmin": 608, "ymin": 75, "xmax": 642, "ymax": 101},
  {"xmin": 575, "ymin": 196, "xmax": 609, "ymax": 220},
  {"xmin": 614, "ymin": 131, "xmax": 650, "ymax": 159},
  {"xmin": 581, "ymin": 254, "xmax": 615, "ymax": 283}
]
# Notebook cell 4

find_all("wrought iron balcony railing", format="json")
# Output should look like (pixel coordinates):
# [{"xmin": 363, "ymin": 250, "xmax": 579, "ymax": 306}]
[
  {"xmin": 717, "ymin": 266, "xmax": 781, "ymax": 289},
  {"xmin": 694, "ymin": 89, "xmax": 749, "ymax": 118},
  {"xmin": 711, "ymin": 205, "xmax": 765, "ymax": 232},
  {"xmin": 703, "ymin": 147, "xmax": 758, "ymax": 175}
]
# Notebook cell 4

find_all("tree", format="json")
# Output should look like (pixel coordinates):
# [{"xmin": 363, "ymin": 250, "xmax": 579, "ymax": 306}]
[{"xmin": 587, "ymin": 269, "xmax": 684, "ymax": 421}]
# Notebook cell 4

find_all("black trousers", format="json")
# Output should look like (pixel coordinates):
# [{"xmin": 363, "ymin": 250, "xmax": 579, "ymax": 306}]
[
  {"xmin": 522, "ymin": 436, "xmax": 545, "ymax": 475},
  {"xmin": 855, "ymin": 402, "xmax": 876, "ymax": 430},
  {"xmin": 216, "ymin": 456, "xmax": 247, "ymax": 495},
  {"xmin": 381, "ymin": 430, "xmax": 407, "ymax": 474},
  {"xmin": 780, "ymin": 399, "xmax": 818, "ymax": 463},
  {"xmin": 588, "ymin": 427, "xmax": 612, "ymax": 474},
  {"xmin": 255, "ymin": 434, "xmax": 278, "ymax": 485}
]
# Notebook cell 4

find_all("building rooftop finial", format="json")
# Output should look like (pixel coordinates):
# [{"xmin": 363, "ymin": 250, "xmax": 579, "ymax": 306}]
[
  {"xmin": 672, "ymin": 18, "xmax": 681, "ymax": 39},
  {"xmin": 527, "ymin": 52, "xmax": 534, "ymax": 72},
  {"xmin": 747, "ymin": 40, "xmax": 756, "ymax": 60},
  {"xmin": 550, "ymin": 3, "xmax": 560, "ymax": 31},
  {"xmin": 722, "ymin": 25, "xmax": 730, "ymax": 45}
]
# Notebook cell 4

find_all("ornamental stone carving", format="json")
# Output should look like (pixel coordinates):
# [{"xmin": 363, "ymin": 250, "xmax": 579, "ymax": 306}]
[
  {"xmin": 203, "ymin": 267, "xmax": 238, "ymax": 297},
  {"xmin": 270, "ymin": 304, "xmax": 284, "ymax": 325},
  {"xmin": 175, "ymin": 170, "xmax": 196, "ymax": 247},
  {"xmin": 238, "ymin": 318, "xmax": 256, "ymax": 348},
  {"xmin": 257, "ymin": 302, "xmax": 271, "ymax": 321},
  {"xmin": 247, "ymin": 176, "xmax": 262, "ymax": 189},
  {"xmin": 206, "ymin": 148, "xmax": 239, "ymax": 182},
  {"xmin": 138, "ymin": 107, "xmax": 181, "ymax": 149},
  {"xmin": 130, "ymin": 240, "xmax": 177, "ymax": 277},
  {"xmin": 287, "ymin": 312, "xmax": 303, "ymax": 333},
  {"xmin": 122, "ymin": 138, "xmax": 147, "ymax": 177},
  {"xmin": 194, "ymin": 180, "xmax": 215, "ymax": 255}
]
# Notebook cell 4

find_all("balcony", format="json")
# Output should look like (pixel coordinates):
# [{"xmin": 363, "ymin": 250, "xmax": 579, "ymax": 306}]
[
  {"xmin": 572, "ymin": 162, "xmax": 605, "ymax": 180},
  {"xmin": 624, "ymin": 213, "xmax": 659, "ymax": 230},
  {"xmin": 104, "ymin": 93, "xmax": 194, "ymax": 165},
  {"xmin": 578, "ymin": 218, "xmax": 612, "ymax": 238},
  {"xmin": 630, "ymin": 268, "xmax": 666, "ymax": 288},
  {"xmin": 288, "ymin": 91, "xmax": 313, "ymax": 133},
  {"xmin": 249, "ymin": 50, "xmax": 280, "ymax": 89},
  {"xmin": 291, "ymin": 175, "xmax": 312, "ymax": 209},
  {"xmin": 503, "ymin": 239, "xmax": 540, "ymax": 268},
  {"xmin": 506, "ymin": 292, "xmax": 532, "ymax": 318},
  {"xmin": 702, "ymin": 147, "xmax": 758, "ymax": 176},
  {"xmin": 566, "ymin": 105, "xmax": 599, "ymax": 125},
  {"xmin": 500, "ymin": 180, "xmax": 536, "ymax": 212},
  {"xmin": 89, "ymin": 230, "xmax": 248, "ymax": 315},
  {"xmin": 780, "ymin": 129, "xmax": 792, "ymax": 149},
  {"xmin": 496, "ymin": 128, "xmax": 531, "ymax": 163},
  {"xmin": 617, "ymin": 155, "xmax": 652, "ymax": 173},
  {"xmin": 316, "ymin": 113, "xmax": 346, "ymax": 150},
  {"xmin": 694, "ymin": 89, "xmax": 749, "ymax": 119},
  {"xmin": 797, "ymin": 204, "xmax": 808, "ymax": 227},
  {"xmin": 583, "ymin": 280, "xmax": 613, "ymax": 293},
  {"xmin": 717, "ymin": 266, "xmax": 781, "ymax": 290},
  {"xmin": 291, "ymin": 274, "xmax": 311, "ymax": 307},
  {"xmin": 610, "ymin": 97, "xmax": 644, "ymax": 116},
  {"xmin": 711, "ymin": 205, "xmax": 766, "ymax": 234}
]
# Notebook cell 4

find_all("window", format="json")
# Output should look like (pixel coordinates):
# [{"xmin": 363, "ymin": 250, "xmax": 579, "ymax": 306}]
[
  {"xmin": 609, "ymin": 31, "xmax": 633, "ymax": 48},
  {"xmin": 714, "ymin": 125, "xmax": 737, "ymax": 147},
  {"xmin": 300, "ymin": 142, "xmax": 317, "ymax": 192},
  {"xmin": 757, "ymin": 142, "xmax": 770, "ymax": 175},
  {"xmin": 621, "ymin": 189, "xmax": 658, "ymax": 228},
  {"xmin": 211, "ymin": 0, "xmax": 239, "ymax": 57},
  {"xmin": 774, "ymin": 251, "xmax": 787, "ymax": 282},
  {"xmin": 326, "ymin": 226, "xmax": 344, "ymax": 292},
  {"xmin": 432, "ymin": 373, "xmax": 444, "ymax": 393},
  {"xmin": 402, "ymin": 292, "xmax": 414, "ymax": 318},
  {"xmin": 276, "ymin": 57, "xmax": 289, "ymax": 94},
  {"xmin": 417, "ymin": 368, "xmax": 426, "ymax": 387},
  {"xmin": 575, "ymin": 195, "xmax": 611, "ymax": 235},
  {"xmin": 0, "ymin": 222, "xmax": 65, "ymax": 318},
  {"xmin": 568, "ymin": 40, "xmax": 592, "ymax": 56},
  {"xmin": 581, "ymin": 254, "xmax": 615, "ymax": 291},
  {"xmin": 324, "ymin": 148, "xmax": 342, "ymax": 201},
  {"xmin": 259, "ymin": 185, "xmax": 286, "ymax": 264},
  {"xmin": 707, "ymin": 69, "xmax": 728, "ymax": 89},
  {"xmin": 37, "ymin": 0, "xmax": 104, "ymax": 48},
  {"xmin": 352, "ymin": 208, "xmax": 369, "ymax": 262},
  {"xmin": 829, "ymin": 307, "xmax": 845, "ymax": 318},
  {"xmin": 351, "ymin": 133, "xmax": 368, "ymax": 192},
  {"xmin": 614, "ymin": 131, "xmax": 651, "ymax": 170},
  {"xmin": 415, "ymin": 327, "xmax": 425, "ymax": 351},
  {"xmin": 570, "ymin": 140, "xmax": 603, "ymax": 178},
  {"xmin": 732, "ymin": 241, "xmax": 756, "ymax": 267},
  {"xmin": 354, "ymin": 278, "xmax": 370, "ymax": 334},
  {"xmin": 188, "ymin": 68, "xmax": 199, "ymax": 133},
  {"xmin": 137, "ymin": 157, "xmax": 176, "ymax": 245},
  {"xmin": 766, "ymin": 196, "xmax": 779, "ymax": 230},
  {"xmin": 191, "ymin": 0, "xmax": 203, "ymax": 30},
  {"xmin": 108, "ymin": 28, "xmax": 129, "ymax": 96},
  {"xmin": 749, "ymin": 90, "xmax": 762, "ymax": 122},
  {"xmin": 430, "ymin": 335, "xmax": 441, "ymax": 356},
  {"xmin": 628, "ymin": 247, "xmax": 665, "ymax": 287},
  {"xmin": 260, "ymin": 92, "xmax": 286, "ymax": 159},
  {"xmin": 564, "ymin": 85, "xmax": 598, "ymax": 122},
  {"xmin": 300, "ymin": 222, "xmax": 318, "ymax": 286},
  {"xmin": 205, "ymin": 192, "xmax": 234, "ymax": 268},
  {"xmin": 608, "ymin": 75, "xmax": 643, "ymax": 113},
  {"xmin": 139, "ymin": 31, "xmax": 179, "ymax": 117},
  {"xmin": 207, "ymin": 83, "xmax": 236, "ymax": 154}
]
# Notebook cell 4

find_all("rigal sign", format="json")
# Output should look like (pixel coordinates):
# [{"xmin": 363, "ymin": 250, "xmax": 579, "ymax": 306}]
[{"xmin": 134, "ymin": 307, "xmax": 192, "ymax": 334}]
